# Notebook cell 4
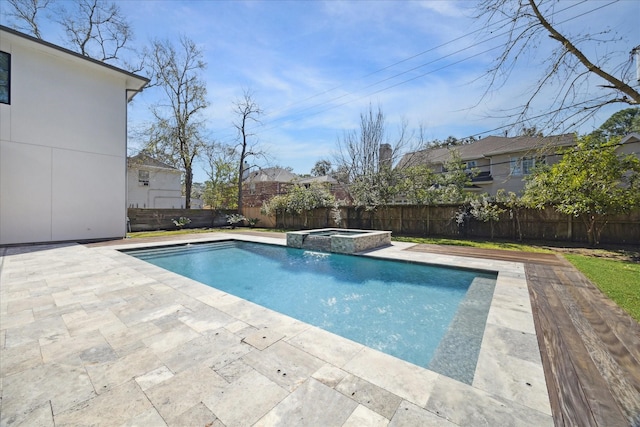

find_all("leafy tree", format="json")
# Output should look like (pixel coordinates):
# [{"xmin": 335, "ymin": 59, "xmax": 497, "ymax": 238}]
[
  {"xmin": 592, "ymin": 108, "xmax": 640, "ymax": 141},
  {"xmin": 143, "ymin": 36, "xmax": 208, "ymax": 209},
  {"xmin": 435, "ymin": 150, "xmax": 474, "ymax": 204},
  {"xmin": 523, "ymin": 135, "xmax": 640, "ymax": 245},
  {"xmin": 520, "ymin": 127, "xmax": 543, "ymax": 137},
  {"xmin": 469, "ymin": 194, "xmax": 505, "ymax": 239},
  {"xmin": 476, "ymin": 0, "xmax": 640, "ymax": 132},
  {"xmin": 260, "ymin": 194, "xmax": 289, "ymax": 228},
  {"xmin": 286, "ymin": 184, "xmax": 335, "ymax": 228},
  {"xmin": 396, "ymin": 164, "xmax": 439, "ymax": 234},
  {"xmin": 202, "ymin": 142, "xmax": 239, "ymax": 209},
  {"xmin": 311, "ymin": 159, "xmax": 332, "ymax": 177},
  {"xmin": 261, "ymin": 184, "xmax": 335, "ymax": 228},
  {"xmin": 397, "ymin": 164, "xmax": 438, "ymax": 206},
  {"xmin": 396, "ymin": 149, "xmax": 473, "ymax": 203},
  {"xmin": 415, "ymin": 134, "xmax": 479, "ymax": 150},
  {"xmin": 496, "ymin": 189, "xmax": 526, "ymax": 241}
]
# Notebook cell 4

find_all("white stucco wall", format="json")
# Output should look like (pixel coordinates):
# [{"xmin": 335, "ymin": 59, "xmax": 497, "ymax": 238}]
[{"xmin": 0, "ymin": 28, "xmax": 147, "ymax": 245}]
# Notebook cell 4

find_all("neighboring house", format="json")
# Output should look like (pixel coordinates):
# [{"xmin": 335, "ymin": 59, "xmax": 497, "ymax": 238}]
[
  {"xmin": 0, "ymin": 26, "xmax": 149, "ymax": 245},
  {"xmin": 242, "ymin": 167, "xmax": 298, "ymax": 207},
  {"xmin": 618, "ymin": 132, "xmax": 640, "ymax": 156},
  {"xmin": 242, "ymin": 167, "xmax": 351, "ymax": 208},
  {"xmin": 398, "ymin": 134, "xmax": 577, "ymax": 197},
  {"xmin": 298, "ymin": 175, "xmax": 351, "ymax": 202},
  {"xmin": 127, "ymin": 154, "xmax": 183, "ymax": 209}
]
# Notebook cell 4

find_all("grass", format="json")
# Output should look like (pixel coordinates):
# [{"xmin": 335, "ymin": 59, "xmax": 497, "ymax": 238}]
[
  {"xmin": 126, "ymin": 228, "xmax": 222, "ymax": 238},
  {"xmin": 126, "ymin": 227, "xmax": 639, "ymax": 321},
  {"xmin": 564, "ymin": 254, "xmax": 640, "ymax": 322},
  {"xmin": 391, "ymin": 236, "xmax": 553, "ymax": 253}
]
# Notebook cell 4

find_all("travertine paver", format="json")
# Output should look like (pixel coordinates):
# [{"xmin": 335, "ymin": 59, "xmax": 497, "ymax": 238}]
[
  {"xmin": 342, "ymin": 404, "xmax": 390, "ymax": 427},
  {"xmin": 0, "ymin": 235, "xmax": 553, "ymax": 426},
  {"xmin": 144, "ymin": 364, "xmax": 228, "ymax": 420},
  {"xmin": 242, "ymin": 340, "xmax": 326, "ymax": 392},
  {"xmin": 342, "ymin": 347, "xmax": 439, "ymax": 407},
  {"xmin": 254, "ymin": 378, "xmax": 359, "ymax": 426},
  {"xmin": 203, "ymin": 368, "xmax": 289, "ymax": 427},
  {"xmin": 335, "ymin": 374, "xmax": 403, "ymax": 419},
  {"xmin": 426, "ymin": 374, "xmax": 552, "ymax": 426},
  {"xmin": 389, "ymin": 401, "xmax": 458, "ymax": 426},
  {"xmin": 54, "ymin": 380, "xmax": 157, "ymax": 426}
]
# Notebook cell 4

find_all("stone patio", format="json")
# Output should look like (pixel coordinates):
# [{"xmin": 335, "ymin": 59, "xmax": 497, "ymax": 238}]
[{"xmin": 0, "ymin": 233, "xmax": 552, "ymax": 426}]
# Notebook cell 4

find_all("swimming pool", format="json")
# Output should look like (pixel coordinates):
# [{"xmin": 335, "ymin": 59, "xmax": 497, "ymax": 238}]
[{"xmin": 123, "ymin": 240, "xmax": 497, "ymax": 383}]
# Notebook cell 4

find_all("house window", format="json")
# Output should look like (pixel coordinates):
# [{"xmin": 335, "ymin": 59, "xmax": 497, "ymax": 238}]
[
  {"xmin": 522, "ymin": 157, "xmax": 535, "ymax": 175},
  {"xmin": 465, "ymin": 160, "xmax": 477, "ymax": 170},
  {"xmin": 510, "ymin": 158, "xmax": 522, "ymax": 176},
  {"xmin": 511, "ymin": 157, "xmax": 537, "ymax": 176},
  {"xmin": 138, "ymin": 170, "xmax": 149, "ymax": 186},
  {"xmin": 0, "ymin": 51, "xmax": 10, "ymax": 105}
]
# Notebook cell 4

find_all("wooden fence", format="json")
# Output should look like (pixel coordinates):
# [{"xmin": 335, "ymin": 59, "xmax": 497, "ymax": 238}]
[
  {"xmin": 129, "ymin": 206, "xmax": 640, "ymax": 245},
  {"xmin": 264, "ymin": 205, "xmax": 640, "ymax": 245},
  {"xmin": 242, "ymin": 206, "xmax": 276, "ymax": 228},
  {"xmin": 127, "ymin": 208, "xmax": 236, "ymax": 232}
]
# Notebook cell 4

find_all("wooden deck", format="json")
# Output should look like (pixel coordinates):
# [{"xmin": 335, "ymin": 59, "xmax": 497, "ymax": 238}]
[{"xmin": 408, "ymin": 244, "xmax": 640, "ymax": 427}]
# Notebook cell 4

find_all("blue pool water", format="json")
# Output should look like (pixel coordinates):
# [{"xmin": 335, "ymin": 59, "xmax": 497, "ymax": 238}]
[{"xmin": 124, "ymin": 241, "xmax": 496, "ymax": 373}]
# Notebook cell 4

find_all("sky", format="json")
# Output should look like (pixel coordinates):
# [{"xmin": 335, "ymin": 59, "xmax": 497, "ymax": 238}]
[{"xmin": 2, "ymin": 0, "xmax": 639, "ymax": 183}]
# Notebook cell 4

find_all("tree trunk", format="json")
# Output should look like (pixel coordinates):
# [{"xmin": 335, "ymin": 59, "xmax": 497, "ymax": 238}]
[
  {"xmin": 237, "ymin": 158, "xmax": 245, "ymax": 214},
  {"xmin": 184, "ymin": 167, "xmax": 192, "ymax": 209}
]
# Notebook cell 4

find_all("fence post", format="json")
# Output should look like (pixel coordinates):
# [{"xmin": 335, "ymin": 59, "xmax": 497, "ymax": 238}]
[{"xmin": 568, "ymin": 214, "xmax": 573, "ymax": 241}]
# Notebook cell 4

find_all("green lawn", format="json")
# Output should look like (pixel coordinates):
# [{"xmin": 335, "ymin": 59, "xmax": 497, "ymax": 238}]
[
  {"xmin": 391, "ymin": 236, "xmax": 553, "ymax": 253},
  {"xmin": 126, "ymin": 228, "xmax": 221, "ymax": 238},
  {"xmin": 564, "ymin": 254, "xmax": 640, "ymax": 322},
  {"xmin": 126, "ymin": 227, "xmax": 639, "ymax": 322}
]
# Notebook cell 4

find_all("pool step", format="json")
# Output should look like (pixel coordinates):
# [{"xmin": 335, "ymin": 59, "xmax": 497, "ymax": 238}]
[{"xmin": 123, "ymin": 241, "xmax": 237, "ymax": 260}]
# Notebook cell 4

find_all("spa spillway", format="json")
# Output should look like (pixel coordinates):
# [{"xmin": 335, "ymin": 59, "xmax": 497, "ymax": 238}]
[{"xmin": 286, "ymin": 228, "xmax": 391, "ymax": 254}]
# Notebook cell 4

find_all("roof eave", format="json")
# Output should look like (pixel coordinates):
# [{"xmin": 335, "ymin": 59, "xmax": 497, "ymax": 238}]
[{"xmin": 1, "ymin": 25, "xmax": 150, "ymax": 99}]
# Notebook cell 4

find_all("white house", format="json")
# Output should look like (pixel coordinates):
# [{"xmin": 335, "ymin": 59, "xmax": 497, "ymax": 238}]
[
  {"xmin": 127, "ymin": 154, "xmax": 184, "ymax": 209},
  {"xmin": 0, "ymin": 26, "xmax": 149, "ymax": 245}
]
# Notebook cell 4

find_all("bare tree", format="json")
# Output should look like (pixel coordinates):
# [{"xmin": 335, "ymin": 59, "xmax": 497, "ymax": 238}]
[
  {"xmin": 334, "ymin": 104, "xmax": 410, "ymax": 210},
  {"xmin": 477, "ymin": 0, "xmax": 639, "ymax": 132},
  {"xmin": 143, "ymin": 36, "xmax": 209, "ymax": 209},
  {"xmin": 233, "ymin": 90, "xmax": 264, "ymax": 213},
  {"xmin": 335, "ymin": 104, "xmax": 408, "ymax": 183},
  {"xmin": 6, "ymin": 0, "xmax": 144, "ymax": 73},
  {"xmin": 6, "ymin": 0, "xmax": 53, "ymax": 38},
  {"xmin": 56, "ymin": 0, "xmax": 132, "ymax": 64}
]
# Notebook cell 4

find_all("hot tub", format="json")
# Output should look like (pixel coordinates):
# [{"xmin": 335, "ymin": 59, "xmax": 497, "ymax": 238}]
[{"xmin": 286, "ymin": 228, "xmax": 392, "ymax": 254}]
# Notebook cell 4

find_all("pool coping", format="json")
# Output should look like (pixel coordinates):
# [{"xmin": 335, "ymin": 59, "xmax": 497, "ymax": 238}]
[{"xmin": 0, "ymin": 233, "xmax": 554, "ymax": 426}]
